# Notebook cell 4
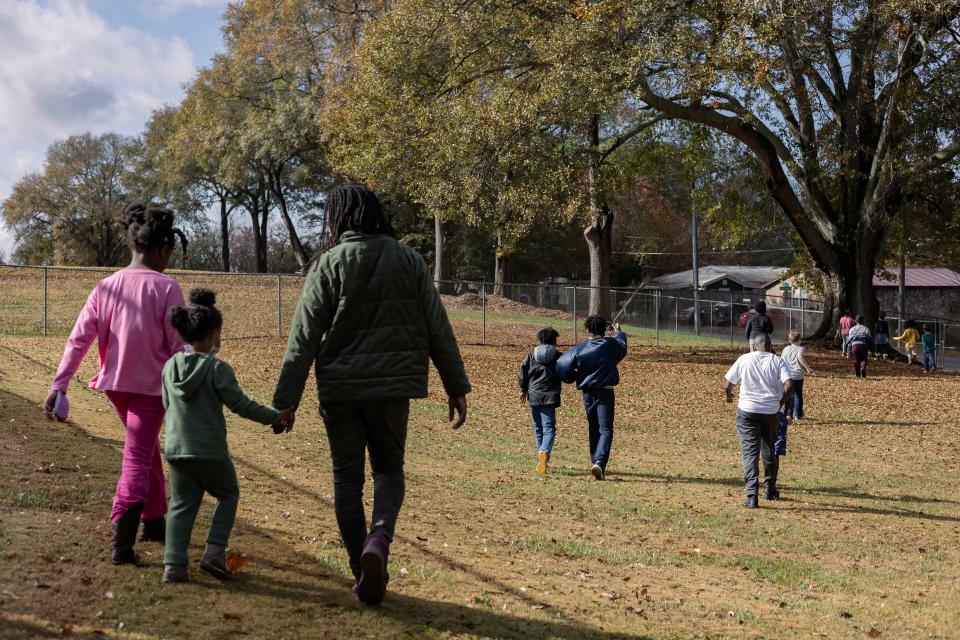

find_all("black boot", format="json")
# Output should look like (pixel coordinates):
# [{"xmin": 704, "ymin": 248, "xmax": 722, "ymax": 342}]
[
  {"xmin": 111, "ymin": 503, "xmax": 144, "ymax": 565},
  {"xmin": 139, "ymin": 517, "xmax": 166, "ymax": 542},
  {"xmin": 764, "ymin": 485, "xmax": 781, "ymax": 501},
  {"xmin": 742, "ymin": 495, "xmax": 759, "ymax": 509}
]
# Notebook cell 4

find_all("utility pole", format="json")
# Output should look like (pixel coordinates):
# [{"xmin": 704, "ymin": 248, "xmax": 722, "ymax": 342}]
[
  {"xmin": 898, "ymin": 243, "xmax": 906, "ymax": 333},
  {"xmin": 692, "ymin": 211, "xmax": 700, "ymax": 336}
]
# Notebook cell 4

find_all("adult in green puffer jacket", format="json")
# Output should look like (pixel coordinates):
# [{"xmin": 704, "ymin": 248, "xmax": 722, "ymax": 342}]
[{"xmin": 272, "ymin": 184, "xmax": 471, "ymax": 606}]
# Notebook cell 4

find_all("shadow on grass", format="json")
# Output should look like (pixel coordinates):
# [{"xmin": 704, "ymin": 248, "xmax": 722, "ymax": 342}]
[
  {"xmin": 232, "ymin": 457, "xmax": 574, "ymax": 613},
  {"xmin": 548, "ymin": 467, "xmax": 960, "ymax": 511}
]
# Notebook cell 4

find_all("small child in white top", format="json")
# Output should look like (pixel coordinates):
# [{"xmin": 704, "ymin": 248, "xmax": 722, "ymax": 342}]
[{"xmin": 779, "ymin": 330, "xmax": 813, "ymax": 420}]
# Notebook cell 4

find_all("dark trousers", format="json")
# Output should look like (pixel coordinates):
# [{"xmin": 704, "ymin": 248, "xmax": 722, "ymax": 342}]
[
  {"xmin": 321, "ymin": 399, "xmax": 409, "ymax": 579},
  {"xmin": 735, "ymin": 409, "xmax": 779, "ymax": 497},
  {"xmin": 164, "ymin": 458, "xmax": 239, "ymax": 566},
  {"xmin": 582, "ymin": 389, "xmax": 615, "ymax": 470},
  {"xmin": 787, "ymin": 378, "xmax": 804, "ymax": 418},
  {"xmin": 851, "ymin": 344, "xmax": 869, "ymax": 378}
]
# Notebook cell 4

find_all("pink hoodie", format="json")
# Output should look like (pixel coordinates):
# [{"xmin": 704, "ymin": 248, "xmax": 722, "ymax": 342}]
[{"xmin": 51, "ymin": 269, "xmax": 185, "ymax": 396}]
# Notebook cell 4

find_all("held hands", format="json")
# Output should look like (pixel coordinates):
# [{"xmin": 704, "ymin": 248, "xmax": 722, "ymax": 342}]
[
  {"xmin": 272, "ymin": 407, "xmax": 296, "ymax": 434},
  {"xmin": 612, "ymin": 323, "xmax": 621, "ymax": 333},
  {"xmin": 448, "ymin": 395, "xmax": 468, "ymax": 430}
]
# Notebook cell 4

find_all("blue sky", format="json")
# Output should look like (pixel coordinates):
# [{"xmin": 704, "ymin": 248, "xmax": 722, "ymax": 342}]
[{"xmin": 0, "ymin": 0, "xmax": 230, "ymax": 258}]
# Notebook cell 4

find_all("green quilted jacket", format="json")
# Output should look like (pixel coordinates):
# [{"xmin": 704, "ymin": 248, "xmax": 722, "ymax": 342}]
[{"xmin": 273, "ymin": 231, "xmax": 471, "ymax": 409}]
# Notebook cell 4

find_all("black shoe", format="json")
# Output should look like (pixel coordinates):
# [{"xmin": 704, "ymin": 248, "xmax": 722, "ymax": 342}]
[
  {"xmin": 161, "ymin": 564, "xmax": 190, "ymax": 584},
  {"xmin": 139, "ymin": 517, "xmax": 166, "ymax": 542},
  {"xmin": 742, "ymin": 495, "xmax": 759, "ymax": 509},
  {"xmin": 591, "ymin": 464, "xmax": 605, "ymax": 481},
  {"xmin": 765, "ymin": 486, "xmax": 780, "ymax": 501},
  {"xmin": 358, "ymin": 533, "xmax": 390, "ymax": 606},
  {"xmin": 111, "ymin": 503, "xmax": 144, "ymax": 565},
  {"xmin": 200, "ymin": 543, "xmax": 233, "ymax": 581}
]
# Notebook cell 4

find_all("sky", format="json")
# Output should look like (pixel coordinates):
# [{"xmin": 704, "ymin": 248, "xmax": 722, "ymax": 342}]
[{"xmin": 0, "ymin": 0, "xmax": 230, "ymax": 259}]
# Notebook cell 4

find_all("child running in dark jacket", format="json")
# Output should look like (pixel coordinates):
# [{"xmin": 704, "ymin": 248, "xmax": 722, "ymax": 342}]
[
  {"xmin": 160, "ymin": 289, "xmax": 294, "ymax": 584},
  {"xmin": 556, "ymin": 315, "xmax": 628, "ymax": 481},
  {"xmin": 519, "ymin": 327, "xmax": 562, "ymax": 474}
]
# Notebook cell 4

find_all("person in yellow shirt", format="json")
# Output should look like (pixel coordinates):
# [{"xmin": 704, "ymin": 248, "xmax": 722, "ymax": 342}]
[{"xmin": 893, "ymin": 319, "xmax": 921, "ymax": 365}]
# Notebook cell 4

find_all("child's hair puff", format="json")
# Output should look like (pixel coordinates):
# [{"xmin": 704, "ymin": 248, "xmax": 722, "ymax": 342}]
[
  {"xmin": 537, "ymin": 327, "xmax": 560, "ymax": 345},
  {"xmin": 170, "ymin": 288, "xmax": 223, "ymax": 343},
  {"xmin": 119, "ymin": 203, "xmax": 176, "ymax": 253}
]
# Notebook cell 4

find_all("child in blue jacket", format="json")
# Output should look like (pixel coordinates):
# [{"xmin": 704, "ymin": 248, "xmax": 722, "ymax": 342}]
[{"xmin": 556, "ymin": 315, "xmax": 628, "ymax": 480}]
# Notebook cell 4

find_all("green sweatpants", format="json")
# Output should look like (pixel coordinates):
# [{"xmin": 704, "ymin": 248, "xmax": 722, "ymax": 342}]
[{"xmin": 164, "ymin": 458, "xmax": 240, "ymax": 566}]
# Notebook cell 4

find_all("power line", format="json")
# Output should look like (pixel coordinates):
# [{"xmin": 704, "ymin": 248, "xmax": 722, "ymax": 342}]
[{"xmin": 614, "ymin": 248, "xmax": 797, "ymax": 256}]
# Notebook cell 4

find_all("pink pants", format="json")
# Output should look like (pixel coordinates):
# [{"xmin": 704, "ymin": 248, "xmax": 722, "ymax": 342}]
[{"xmin": 105, "ymin": 392, "xmax": 167, "ymax": 523}]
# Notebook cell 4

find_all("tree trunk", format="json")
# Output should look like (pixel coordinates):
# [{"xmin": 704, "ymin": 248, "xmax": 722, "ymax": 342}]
[
  {"xmin": 219, "ymin": 196, "xmax": 231, "ymax": 273},
  {"xmin": 585, "ymin": 115, "xmax": 613, "ymax": 318},
  {"xmin": 434, "ymin": 216, "xmax": 452, "ymax": 287},
  {"xmin": 270, "ymin": 172, "xmax": 309, "ymax": 272},
  {"xmin": 811, "ymin": 237, "xmax": 880, "ymax": 340},
  {"xmin": 258, "ymin": 204, "xmax": 269, "ymax": 273},
  {"xmin": 493, "ymin": 230, "xmax": 511, "ymax": 298}
]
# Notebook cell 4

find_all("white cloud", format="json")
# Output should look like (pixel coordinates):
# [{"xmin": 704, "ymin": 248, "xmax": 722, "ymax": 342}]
[
  {"xmin": 0, "ymin": 0, "xmax": 200, "ymax": 260},
  {"xmin": 152, "ymin": 0, "xmax": 229, "ymax": 17}
]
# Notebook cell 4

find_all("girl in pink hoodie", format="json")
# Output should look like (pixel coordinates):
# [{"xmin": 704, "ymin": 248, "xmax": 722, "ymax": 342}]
[{"xmin": 44, "ymin": 204, "xmax": 186, "ymax": 565}]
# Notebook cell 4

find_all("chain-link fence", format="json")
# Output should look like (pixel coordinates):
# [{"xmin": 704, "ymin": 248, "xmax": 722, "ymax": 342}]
[{"xmin": 1, "ymin": 265, "xmax": 956, "ymax": 368}]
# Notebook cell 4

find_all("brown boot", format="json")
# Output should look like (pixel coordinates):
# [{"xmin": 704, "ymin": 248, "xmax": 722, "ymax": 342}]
[{"xmin": 111, "ymin": 503, "xmax": 144, "ymax": 565}]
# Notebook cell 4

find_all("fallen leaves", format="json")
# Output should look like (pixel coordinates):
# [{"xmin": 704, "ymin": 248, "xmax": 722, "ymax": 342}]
[{"xmin": 226, "ymin": 552, "xmax": 251, "ymax": 574}]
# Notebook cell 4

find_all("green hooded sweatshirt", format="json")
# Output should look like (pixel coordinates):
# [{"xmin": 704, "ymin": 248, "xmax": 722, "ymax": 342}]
[
  {"xmin": 162, "ymin": 352, "xmax": 279, "ymax": 461},
  {"xmin": 273, "ymin": 231, "xmax": 471, "ymax": 410}
]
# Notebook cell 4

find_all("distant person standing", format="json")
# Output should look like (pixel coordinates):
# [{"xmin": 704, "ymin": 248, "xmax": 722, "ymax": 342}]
[
  {"xmin": 780, "ymin": 331, "xmax": 813, "ymax": 420},
  {"xmin": 893, "ymin": 320, "xmax": 921, "ymax": 365},
  {"xmin": 874, "ymin": 311, "xmax": 891, "ymax": 360},
  {"xmin": 839, "ymin": 310, "xmax": 855, "ymax": 357},
  {"xmin": 724, "ymin": 333, "xmax": 793, "ymax": 508},
  {"xmin": 745, "ymin": 301, "xmax": 774, "ymax": 345},
  {"xmin": 848, "ymin": 316, "xmax": 871, "ymax": 379},
  {"xmin": 556, "ymin": 316, "xmax": 628, "ymax": 481},
  {"xmin": 921, "ymin": 324, "xmax": 937, "ymax": 373}
]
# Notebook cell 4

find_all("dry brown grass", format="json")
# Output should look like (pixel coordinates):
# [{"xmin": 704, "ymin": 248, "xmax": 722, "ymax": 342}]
[{"xmin": 1, "ymin": 327, "xmax": 959, "ymax": 639}]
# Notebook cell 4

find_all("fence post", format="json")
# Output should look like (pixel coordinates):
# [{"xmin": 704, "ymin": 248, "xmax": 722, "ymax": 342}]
[
  {"xmin": 655, "ymin": 290, "xmax": 660, "ymax": 347},
  {"xmin": 729, "ymin": 291, "xmax": 734, "ymax": 345},
  {"xmin": 43, "ymin": 266, "xmax": 48, "ymax": 337},
  {"xmin": 572, "ymin": 287, "xmax": 578, "ymax": 343},
  {"xmin": 276, "ymin": 274, "xmax": 282, "ymax": 338},
  {"xmin": 675, "ymin": 297, "xmax": 678, "ymax": 333},
  {"xmin": 481, "ymin": 280, "xmax": 486, "ymax": 346},
  {"xmin": 800, "ymin": 297, "xmax": 805, "ymax": 338}
]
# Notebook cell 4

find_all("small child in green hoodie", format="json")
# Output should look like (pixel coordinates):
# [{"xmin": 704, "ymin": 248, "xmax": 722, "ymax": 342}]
[{"xmin": 160, "ymin": 288, "xmax": 294, "ymax": 584}]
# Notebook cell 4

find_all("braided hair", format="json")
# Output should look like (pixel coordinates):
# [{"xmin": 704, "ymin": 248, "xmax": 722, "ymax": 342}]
[
  {"xmin": 317, "ymin": 184, "xmax": 394, "ymax": 255},
  {"xmin": 169, "ymin": 288, "xmax": 223, "ymax": 343}
]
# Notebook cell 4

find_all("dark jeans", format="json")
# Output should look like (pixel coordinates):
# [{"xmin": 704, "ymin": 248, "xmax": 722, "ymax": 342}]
[
  {"xmin": 851, "ymin": 343, "xmax": 869, "ymax": 378},
  {"xmin": 165, "ymin": 458, "xmax": 239, "ymax": 566},
  {"xmin": 582, "ymin": 389, "xmax": 615, "ymax": 470},
  {"xmin": 320, "ymin": 399, "xmax": 409, "ymax": 579},
  {"xmin": 923, "ymin": 351, "xmax": 936, "ymax": 372},
  {"xmin": 735, "ymin": 409, "xmax": 779, "ymax": 497},
  {"xmin": 775, "ymin": 412, "xmax": 788, "ymax": 455},
  {"xmin": 787, "ymin": 378, "xmax": 804, "ymax": 418}
]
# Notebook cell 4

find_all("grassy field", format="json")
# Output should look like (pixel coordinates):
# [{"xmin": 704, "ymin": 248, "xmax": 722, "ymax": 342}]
[{"xmin": 1, "ymin": 321, "xmax": 959, "ymax": 639}]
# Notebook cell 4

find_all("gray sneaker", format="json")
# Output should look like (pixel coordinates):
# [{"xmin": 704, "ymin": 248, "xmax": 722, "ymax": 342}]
[{"xmin": 591, "ymin": 464, "xmax": 605, "ymax": 481}]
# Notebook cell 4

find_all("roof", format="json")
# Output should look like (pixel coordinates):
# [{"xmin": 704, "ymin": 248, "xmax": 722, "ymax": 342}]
[
  {"xmin": 643, "ymin": 265, "xmax": 787, "ymax": 290},
  {"xmin": 873, "ymin": 267, "xmax": 960, "ymax": 288}
]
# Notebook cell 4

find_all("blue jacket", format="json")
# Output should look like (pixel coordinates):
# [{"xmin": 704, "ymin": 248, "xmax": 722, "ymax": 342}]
[{"xmin": 555, "ymin": 332, "xmax": 628, "ymax": 391}]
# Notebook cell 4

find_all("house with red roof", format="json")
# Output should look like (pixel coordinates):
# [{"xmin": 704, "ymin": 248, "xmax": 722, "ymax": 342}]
[{"xmin": 873, "ymin": 267, "xmax": 960, "ymax": 320}]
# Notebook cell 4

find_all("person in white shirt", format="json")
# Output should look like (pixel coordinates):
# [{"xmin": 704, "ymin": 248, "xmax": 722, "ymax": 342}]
[
  {"xmin": 724, "ymin": 333, "xmax": 794, "ymax": 508},
  {"xmin": 780, "ymin": 330, "xmax": 814, "ymax": 420}
]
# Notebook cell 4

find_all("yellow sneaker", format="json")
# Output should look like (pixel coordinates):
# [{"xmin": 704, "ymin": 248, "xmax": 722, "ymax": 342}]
[{"xmin": 536, "ymin": 451, "xmax": 548, "ymax": 474}]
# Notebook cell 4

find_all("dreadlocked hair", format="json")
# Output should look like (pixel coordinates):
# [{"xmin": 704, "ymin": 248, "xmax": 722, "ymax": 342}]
[
  {"xmin": 316, "ymin": 184, "xmax": 394, "ymax": 256},
  {"xmin": 169, "ymin": 288, "xmax": 223, "ymax": 343}
]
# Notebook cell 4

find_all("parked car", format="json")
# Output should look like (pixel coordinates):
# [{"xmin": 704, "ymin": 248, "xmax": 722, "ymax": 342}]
[
  {"xmin": 675, "ymin": 303, "xmax": 733, "ymax": 326},
  {"xmin": 738, "ymin": 308, "xmax": 787, "ymax": 327}
]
